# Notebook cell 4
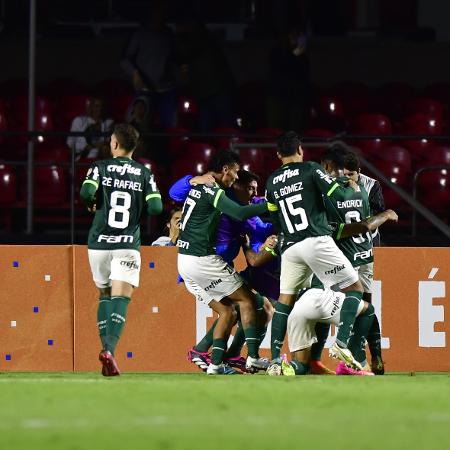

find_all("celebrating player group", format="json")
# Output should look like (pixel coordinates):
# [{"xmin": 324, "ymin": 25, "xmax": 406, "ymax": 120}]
[{"xmin": 81, "ymin": 125, "xmax": 398, "ymax": 377}]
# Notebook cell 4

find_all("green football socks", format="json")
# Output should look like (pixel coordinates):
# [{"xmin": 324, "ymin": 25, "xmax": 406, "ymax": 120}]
[
  {"xmin": 97, "ymin": 296, "xmax": 111, "ymax": 349},
  {"xmin": 271, "ymin": 302, "xmax": 294, "ymax": 359},
  {"xmin": 367, "ymin": 314, "xmax": 382, "ymax": 359},
  {"xmin": 310, "ymin": 322, "xmax": 330, "ymax": 361},
  {"xmin": 290, "ymin": 360, "xmax": 309, "ymax": 375},
  {"xmin": 348, "ymin": 303, "xmax": 375, "ymax": 363},
  {"xmin": 211, "ymin": 338, "xmax": 227, "ymax": 365},
  {"xmin": 194, "ymin": 319, "xmax": 217, "ymax": 353},
  {"xmin": 336, "ymin": 291, "xmax": 363, "ymax": 348},
  {"xmin": 104, "ymin": 296, "xmax": 130, "ymax": 355},
  {"xmin": 244, "ymin": 326, "xmax": 260, "ymax": 358},
  {"xmin": 225, "ymin": 324, "xmax": 246, "ymax": 358}
]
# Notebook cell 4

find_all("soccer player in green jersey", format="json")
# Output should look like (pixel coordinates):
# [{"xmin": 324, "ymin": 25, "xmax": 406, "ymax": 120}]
[
  {"xmin": 265, "ymin": 131, "xmax": 366, "ymax": 373},
  {"xmin": 245, "ymin": 210, "xmax": 398, "ymax": 375},
  {"xmin": 177, "ymin": 150, "xmax": 270, "ymax": 374},
  {"xmin": 80, "ymin": 124, "xmax": 163, "ymax": 376}
]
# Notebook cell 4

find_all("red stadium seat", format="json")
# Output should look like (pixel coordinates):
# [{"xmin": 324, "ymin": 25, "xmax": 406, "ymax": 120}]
[
  {"xmin": 374, "ymin": 82, "xmax": 416, "ymax": 119},
  {"xmin": 314, "ymin": 95, "xmax": 345, "ymax": 119},
  {"xmin": 400, "ymin": 114, "xmax": 443, "ymax": 161},
  {"xmin": 350, "ymin": 113, "xmax": 393, "ymax": 157},
  {"xmin": 35, "ymin": 145, "xmax": 71, "ymax": 163},
  {"xmin": 378, "ymin": 145, "xmax": 412, "ymax": 171},
  {"xmin": 239, "ymin": 147, "xmax": 266, "ymax": 173},
  {"xmin": 302, "ymin": 128, "xmax": 335, "ymax": 162},
  {"xmin": 407, "ymin": 98, "xmax": 444, "ymax": 120},
  {"xmin": 0, "ymin": 163, "xmax": 16, "ymax": 206},
  {"xmin": 329, "ymin": 81, "xmax": 374, "ymax": 115},
  {"xmin": 184, "ymin": 141, "xmax": 216, "ymax": 162},
  {"xmin": 417, "ymin": 146, "xmax": 450, "ymax": 169},
  {"xmin": 255, "ymin": 128, "xmax": 283, "ymax": 141},
  {"xmin": 56, "ymin": 94, "xmax": 91, "ymax": 131},
  {"xmin": 177, "ymin": 95, "xmax": 199, "ymax": 129},
  {"xmin": 171, "ymin": 156, "xmax": 208, "ymax": 183},
  {"xmin": 417, "ymin": 169, "xmax": 450, "ymax": 212},
  {"xmin": 373, "ymin": 161, "xmax": 409, "ymax": 209},
  {"xmin": 11, "ymin": 95, "xmax": 56, "ymax": 147}
]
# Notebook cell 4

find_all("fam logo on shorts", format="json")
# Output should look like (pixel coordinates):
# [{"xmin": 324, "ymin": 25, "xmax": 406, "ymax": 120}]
[
  {"xmin": 120, "ymin": 260, "xmax": 140, "ymax": 270},
  {"xmin": 204, "ymin": 278, "xmax": 222, "ymax": 292},
  {"xmin": 325, "ymin": 264, "xmax": 345, "ymax": 276}
]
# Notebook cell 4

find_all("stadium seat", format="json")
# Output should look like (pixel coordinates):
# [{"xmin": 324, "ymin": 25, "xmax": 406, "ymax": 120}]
[
  {"xmin": 373, "ymin": 161, "xmax": 409, "ymax": 209},
  {"xmin": 423, "ymin": 82, "xmax": 450, "ymax": 107},
  {"xmin": 239, "ymin": 147, "xmax": 266, "ymax": 173},
  {"xmin": 329, "ymin": 81, "xmax": 374, "ymax": 115},
  {"xmin": 184, "ymin": 141, "xmax": 216, "ymax": 162},
  {"xmin": 170, "ymin": 156, "xmax": 208, "ymax": 183},
  {"xmin": 302, "ymin": 128, "xmax": 335, "ymax": 162},
  {"xmin": 407, "ymin": 98, "xmax": 444, "ymax": 120},
  {"xmin": 56, "ymin": 94, "xmax": 91, "ymax": 131},
  {"xmin": 11, "ymin": 95, "xmax": 56, "ymax": 147},
  {"xmin": 378, "ymin": 145, "xmax": 412, "ymax": 171},
  {"xmin": 374, "ymin": 82, "xmax": 416, "ymax": 119},
  {"xmin": 417, "ymin": 169, "xmax": 450, "ymax": 212},
  {"xmin": 350, "ymin": 113, "xmax": 393, "ymax": 157},
  {"xmin": 35, "ymin": 145, "xmax": 71, "ymax": 163},
  {"xmin": 417, "ymin": 145, "xmax": 450, "ymax": 169},
  {"xmin": 0, "ymin": 163, "xmax": 16, "ymax": 206},
  {"xmin": 255, "ymin": 128, "xmax": 283, "ymax": 141}
]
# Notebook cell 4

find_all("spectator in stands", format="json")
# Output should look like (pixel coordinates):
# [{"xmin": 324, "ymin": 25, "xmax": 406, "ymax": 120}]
[
  {"xmin": 121, "ymin": 2, "xmax": 178, "ymax": 129},
  {"xmin": 66, "ymin": 97, "xmax": 114, "ymax": 160},
  {"xmin": 175, "ymin": 16, "xmax": 236, "ymax": 131},
  {"xmin": 151, "ymin": 207, "xmax": 182, "ymax": 246},
  {"xmin": 266, "ymin": 27, "xmax": 311, "ymax": 131},
  {"xmin": 126, "ymin": 95, "xmax": 153, "ymax": 158}
]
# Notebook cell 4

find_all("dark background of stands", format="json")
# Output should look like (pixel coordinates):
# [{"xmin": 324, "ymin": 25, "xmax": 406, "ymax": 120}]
[{"xmin": 0, "ymin": 0, "xmax": 449, "ymax": 246}]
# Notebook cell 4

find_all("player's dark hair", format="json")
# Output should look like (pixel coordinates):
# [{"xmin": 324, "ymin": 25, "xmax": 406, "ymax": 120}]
[
  {"xmin": 277, "ymin": 131, "xmax": 301, "ymax": 156},
  {"xmin": 321, "ymin": 146, "xmax": 347, "ymax": 170},
  {"xmin": 343, "ymin": 151, "xmax": 360, "ymax": 172},
  {"xmin": 113, "ymin": 123, "xmax": 140, "ymax": 152},
  {"xmin": 162, "ymin": 207, "xmax": 182, "ymax": 236},
  {"xmin": 236, "ymin": 169, "xmax": 259, "ymax": 185},
  {"xmin": 207, "ymin": 150, "xmax": 240, "ymax": 172}
]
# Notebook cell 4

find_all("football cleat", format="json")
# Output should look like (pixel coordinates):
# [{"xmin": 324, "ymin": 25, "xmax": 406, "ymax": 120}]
[
  {"xmin": 371, "ymin": 356, "xmax": 385, "ymax": 375},
  {"xmin": 310, "ymin": 360, "xmax": 336, "ymax": 375},
  {"xmin": 224, "ymin": 355, "xmax": 251, "ymax": 373},
  {"xmin": 266, "ymin": 358, "xmax": 282, "ymax": 376},
  {"xmin": 329, "ymin": 343, "xmax": 363, "ymax": 371},
  {"xmin": 206, "ymin": 363, "xmax": 237, "ymax": 375},
  {"xmin": 99, "ymin": 350, "xmax": 121, "ymax": 377},
  {"xmin": 187, "ymin": 348, "xmax": 211, "ymax": 372},
  {"xmin": 280, "ymin": 354, "xmax": 295, "ymax": 377},
  {"xmin": 336, "ymin": 362, "xmax": 374, "ymax": 376},
  {"xmin": 246, "ymin": 356, "xmax": 270, "ymax": 372}
]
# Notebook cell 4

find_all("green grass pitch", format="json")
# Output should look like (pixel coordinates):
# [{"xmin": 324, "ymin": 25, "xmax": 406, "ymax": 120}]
[{"xmin": 0, "ymin": 372, "xmax": 449, "ymax": 450}]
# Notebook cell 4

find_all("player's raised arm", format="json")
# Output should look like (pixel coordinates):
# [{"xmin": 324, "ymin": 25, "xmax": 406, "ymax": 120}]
[
  {"xmin": 169, "ymin": 174, "xmax": 216, "ymax": 203},
  {"xmin": 144, "ymin": 170, "xmax": 163, "ymax": 216},
  {"xmin": 80, "ymin": 164, "xmax": 100, "ymax": 209},
  {"xmin": 334, "ymin": 209, "xmax": 398, "ymax": 240},
  {"xmin": 213, "ymin": 188, "xmax": 268, "ymax": 221}
]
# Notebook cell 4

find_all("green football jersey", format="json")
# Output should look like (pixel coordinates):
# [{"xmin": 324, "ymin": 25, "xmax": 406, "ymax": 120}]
[
  {"xmin": 325, "ymin": 178, "xmax": 373, "ymax": 266},
  {"xmin": 177, "ymin": 184, "xmax": 223, "ymax": 257},
  {"xmin": 83, "ymin": 157, "xmax": 160, "ymax": 250},
  {"xmin": 177, "ymin": 183, "xmax": 268, "ymax": 257},
  {"xmin": 265, "ymin": 161, "xmax": 356, "ymax": 253}
]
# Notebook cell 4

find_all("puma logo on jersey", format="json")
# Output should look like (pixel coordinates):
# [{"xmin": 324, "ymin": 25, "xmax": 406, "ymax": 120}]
[
  {"xmin": 107, "ymin": 163, "xmax": 142, "ymax": 176},
  {"xmin": 273, "ymin": 168, "xmax": 299, "ymax": 184},
  {"xmin": 337, "ymin": 199, "xmax": 363, "ymax": 208},
  {"xmin": 315, "ymin": 169, "xmax": 334, "ymax": 184}
]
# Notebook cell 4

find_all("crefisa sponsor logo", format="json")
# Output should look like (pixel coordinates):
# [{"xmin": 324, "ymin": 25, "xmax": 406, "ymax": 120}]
[{"xmin": 325, "ymin": 264, "xmax": 345, "ymax": 275}]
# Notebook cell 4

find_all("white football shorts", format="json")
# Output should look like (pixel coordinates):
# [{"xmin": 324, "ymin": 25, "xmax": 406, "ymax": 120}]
[
  {"xmin": 280, "ymin": 235, "xmax": 359, "ymax": 294},
  {"xmin": 355, "ymin": 262, "xmax": 374, "ymax": 294},
  {"xmin": 287, "ymin": 288, "xmax": 365, "ymax": 352},
  {"xmin": 178, "ymin": 253, "xmax": 244, "ymax": 305},
  {"xmin": 88, "ymin": 249, "xmax": 141, "ymax": 288}
]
